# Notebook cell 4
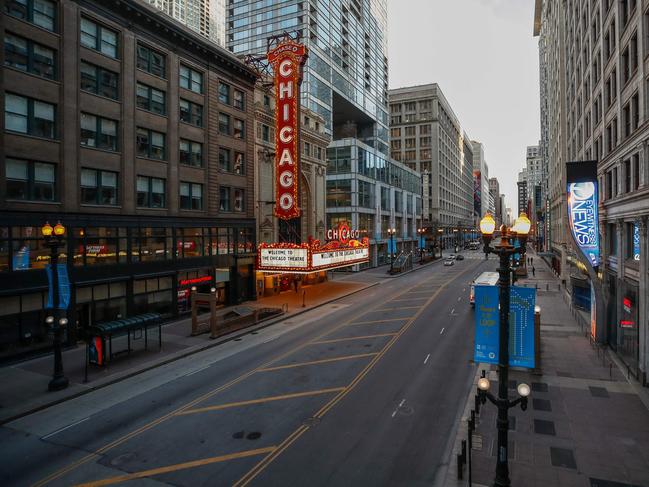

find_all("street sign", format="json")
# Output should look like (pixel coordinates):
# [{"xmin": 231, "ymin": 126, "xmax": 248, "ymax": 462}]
[{"xmin": 474, "ymin": 285, "xmax": 536, "ymax": 368}]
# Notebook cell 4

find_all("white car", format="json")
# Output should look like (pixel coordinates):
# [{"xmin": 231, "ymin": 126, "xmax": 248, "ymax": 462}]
[
  {"xmin": 444, "ymin": 259, "xmax": 455, "ymax": 266},
  {"xmin": 448, "ymin": 254, "xmax": 457, "ymax": 260}
]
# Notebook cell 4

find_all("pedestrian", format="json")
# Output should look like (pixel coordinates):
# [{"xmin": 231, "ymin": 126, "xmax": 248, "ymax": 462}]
[
  {"xmin": 531, "ymin": 256, "xmax": 534, "ymax": 265},
  {"xmin": 532, "ymin": 266, "xmax": 536, "ymax": 277}
]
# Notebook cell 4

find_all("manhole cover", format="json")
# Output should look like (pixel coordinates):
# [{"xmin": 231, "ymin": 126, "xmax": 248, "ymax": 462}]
[
  {"xmin": 232, "ymin": 431, "xmax": 244, "ymax": 439},
  {"xmin": 303, "ymin": 417, "xmax": 321, "ymax": 427},
  {"xmin": 246, "ymin": 432, "xmax": 262, "ymax": 440},
  {"xmin": 110, "ymin": 452, "xmax": 137, "ymax": 467}
]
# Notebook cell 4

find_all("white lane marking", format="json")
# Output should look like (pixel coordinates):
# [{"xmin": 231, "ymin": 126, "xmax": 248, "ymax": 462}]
[
  {"xmin": 184, "ymin": 364, "xmax": 211, "ymax": 377},
  {"xmin": 392, "ymin": 399, "xmax": 406, "ymax": 418},
  {"xmin": 424, "ymin": 353, "xmax": 430, "ymax": 364},
  {"xmin": 391, "ymin": 410, "xmax": 397, "ymax": 418},
  {"xmin": 41, "ymin": 417, "xmax": 89, "ymax": 440},
  {"xmin": 451, "ymin": 308, "xmax": 455, "ymax": 314},
  {"xmin": 440, "ymin": 328, "xmax": 445, "ymax": 335},
  {"xmin": 399, "ymin": 399, "xmax": 405, "ymax": 407},
  {"xmin": 458, "ymin": 297, "xmax": 461, "ymax": 301}
]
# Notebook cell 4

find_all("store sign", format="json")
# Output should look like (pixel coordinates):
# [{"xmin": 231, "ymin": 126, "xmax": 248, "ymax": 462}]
[
  {"xmin": 259, "ymin": 247, "xmax": 308, "ymax": 269},
  {"xmin": 312, "ymin": 247, "xmax": 369, "ymax": 269},
  {"xmin": 633, "ymin": 224, "xmax": 640, "ymax": 261},
  {"xmin": 179, "ymin": 276, "xmax": 212, "ymax": 287},
  {"xmin": 567, "ymin": 181, "xmax": 599, "ymax": 267},
  {"xmin": 267, "ymin": 38, "xmax": 308, "ymax": 220},
  {"xmin": 326, "ymin": 222, "xmax": 360, "ymax": 244}
]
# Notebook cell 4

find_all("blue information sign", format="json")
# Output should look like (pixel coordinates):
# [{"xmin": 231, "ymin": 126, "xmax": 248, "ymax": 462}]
[
  {"xmin": 474, "ymin": 285, "xmax": 536, "ymax": 368},
  {"xmin": 474, "ymin": 285, "xmax": 500, "ymax": 364},
  {"xmin": 633, "ymin": 224, "xmax": 640, "ymax": 261},
  {"xmin": 46, "ymin": 264, "xmax": 71, "ymax": 310}
]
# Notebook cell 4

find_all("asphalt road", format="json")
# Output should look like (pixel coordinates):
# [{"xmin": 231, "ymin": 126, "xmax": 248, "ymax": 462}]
[{"xmin": 1, "ymin": 252, "xmax": 493, "ymax": 487}]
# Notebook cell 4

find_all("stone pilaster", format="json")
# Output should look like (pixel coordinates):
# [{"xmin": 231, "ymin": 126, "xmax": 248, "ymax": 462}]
[
  {"xmin": 638, "ymin": 218, "xmax": 648, "ymax": 384},
  {"xmin": 616, "ymin": 220, "xmax": 625, "ymax": 349}
]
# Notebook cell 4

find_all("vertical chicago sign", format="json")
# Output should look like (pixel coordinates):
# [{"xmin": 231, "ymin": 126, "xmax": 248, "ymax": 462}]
[{"xmin": 267, "ymin": 38, "xmax": 308, "ymax": 220}]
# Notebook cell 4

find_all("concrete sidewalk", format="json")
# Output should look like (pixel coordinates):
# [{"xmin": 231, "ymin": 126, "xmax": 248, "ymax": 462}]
[
  {"xmin": 445, "ymin": 247, "xmax": 649, "ymax": 487},
  {"xmin": 0, "ymin": 277, "xmax": 374, "ymax": 425}
]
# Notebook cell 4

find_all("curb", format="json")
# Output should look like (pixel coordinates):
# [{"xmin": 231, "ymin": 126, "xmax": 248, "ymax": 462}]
[{"xmin": 1, "ymin": 281, "xmax": 381, "ymax": 425}]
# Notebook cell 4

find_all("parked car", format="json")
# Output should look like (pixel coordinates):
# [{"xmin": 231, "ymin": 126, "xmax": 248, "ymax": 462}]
[
  {"xmin": 444, "ymin": 258, "xmax": 455, "ymax": 266},
  {"xmin": 448, "ymin": 254, "xmax": 457, "ymax": 260}
]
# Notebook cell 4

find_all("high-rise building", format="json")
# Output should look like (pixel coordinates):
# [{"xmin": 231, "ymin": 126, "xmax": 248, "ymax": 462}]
[
  {"xmin": 525, "ymin": 144, "xmax": 545, "ymax": 247},
  {"xmin": 388, "ymin": 84, "xmax": 474, "ymax": 248},
  {"xmin": 517, "ymin": 180, "xmax": 528, "ymax": 216},
  {"xmin": 535, "ymin": 0, "xmax": 649, "ymax": 382},
  {"xmin": 145, "ymin": 0, "xmax": 226, "ymax": 46},
  {"xmin": 471, "ymin": 140, "xmax": 490, "ymax": 221},
  {"xmin": 227, "ymin": 0, "xmax": 389, "ymax": 155},
  {"xmin": 488, "ymin": 177, "xmax": 501, "ymax": 225}
]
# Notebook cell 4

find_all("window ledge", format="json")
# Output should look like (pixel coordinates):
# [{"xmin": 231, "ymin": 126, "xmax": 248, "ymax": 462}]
[
  {"xmin": 136, "ymin": 156, "xmax": 167, "ymax": 163},
  {"xmin": 5, "ymin": 199, "xmax": 61, "ymax": 205},
  {"xmin": 80, "ymin": 145, "xmax": 121, "ymax": 155},
  {"xmin": 136, "ymin": 67, "xmax": 167, "ymax": 81},
  {"xmin": 179, "ymin": 121, "xmax": 204, "ymax": 129},
  {"xmin": 136, "ymin": 107, "xmax": 166, "ymax": 117},
  {"xmin": 4, "ymin": 66, "xmax": 59, "ymax": 84},
  {"xmin": 136, "ymin": 207, "xmax": 168, "ymax": 210},
  {"xmin": 79, "ymin": 45, "xmax": 119, "ymax": 63},
  {"xmin": 81, "ymin": 90, "xmax": 121, "ymax": 104},
  {"xmin": 80, "ymin": 204, "xmax": 122, "ymax": 208},
  {"xmin": 5, "ymin": 131, "xmax": 59, "ymax": 143}
]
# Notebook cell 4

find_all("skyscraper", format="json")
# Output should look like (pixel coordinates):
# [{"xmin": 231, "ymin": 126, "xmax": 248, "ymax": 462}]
[
  {"xmin": 146, "ymin": 0, "xmax": 226, "ymax": 46},
  {"xmin": 226, "ymin": 0, "xmax": 389, "ymax": 155}
]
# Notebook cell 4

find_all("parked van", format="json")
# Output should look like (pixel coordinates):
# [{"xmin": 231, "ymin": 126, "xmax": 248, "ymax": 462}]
[{"xmin": 469, "ymin": 271, "xmax": 499, "ymax": 306}]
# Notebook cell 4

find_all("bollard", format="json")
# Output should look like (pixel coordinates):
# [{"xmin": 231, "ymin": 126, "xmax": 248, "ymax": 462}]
[
  {"xmin": 457, "ymin": 453, "xmax": 463, "ymax": 479},
  {"xmin": 461, "ymin": 440, "xmax": 467, "ymax": 465}
]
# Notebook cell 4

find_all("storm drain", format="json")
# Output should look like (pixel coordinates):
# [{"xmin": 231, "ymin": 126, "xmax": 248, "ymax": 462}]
[
  {"xmin": 534, "ymin": 419, "xmax": 556, "ymax": 436},
  {"xmin": 550, "ymin": 447, "xmax": 576, "ymax": 469},
  {"xmin": 589, "ymin": 386, "xmax": 610, "ymax": 398}
]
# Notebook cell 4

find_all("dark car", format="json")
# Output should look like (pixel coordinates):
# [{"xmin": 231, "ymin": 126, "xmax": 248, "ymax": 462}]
[{"xmin": 456, "ymin": 254, "xmax": 464, "ymax": 261}]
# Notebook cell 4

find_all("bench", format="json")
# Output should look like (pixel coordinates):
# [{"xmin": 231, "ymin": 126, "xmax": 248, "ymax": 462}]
[{"xmin": 85, "ymin": 313, "xmax": 162, "ymax": 373}]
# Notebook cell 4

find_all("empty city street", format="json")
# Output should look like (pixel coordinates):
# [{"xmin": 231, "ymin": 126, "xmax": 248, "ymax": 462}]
[{"xmin": 1, "ymin": 255, "xmax": 490, "ymax": 487}]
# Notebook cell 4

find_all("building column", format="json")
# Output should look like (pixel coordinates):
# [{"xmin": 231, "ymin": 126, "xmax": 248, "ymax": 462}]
[
  {"xmin": 638, "ymin": 218, "xmax": 648, "ymax": 385},
  {"xmin": 616, "ymin": 220, "xmax": 626, "ymax": 349}
]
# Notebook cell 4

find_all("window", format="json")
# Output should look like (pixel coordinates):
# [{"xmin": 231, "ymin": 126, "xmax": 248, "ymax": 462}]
[
  {"xmin": 80, "ymin": 168, "xmax": 117, "ymax": 205},
  {"xmin": 5, "ymin": 93, "xmax": 55, "ymax": 138},
  {"xmin": 303, "ymin": 141, "xmax": 311, "ymax": 156},
  {"xmin": 358, "ymin": 180, "xmax": 374, "ymax": 208},
  {"xmin": 179, "ymin": 99, "xmax": 202, "ymax": 126},
  {"xmin": 218, "ymin": 82, "xmax": 230, "ymax": 104},
  {"xmin": 218, "ymin": 113, "xmax": 230, "ymax": 134},
  {"xmin": 180, "ymin": 182, "xmax": 203, "ymax": 210},
  {"xmin": 390, "ymin": 127, "xmax": 401, "ymax": 137},
  {"xmin": 137, "ymin": 176, "xmax": 165, "ymax": 208},
  {"xmin": 219, "ymin": 148, "xmax": 231, "ymax": 172},
  {"xmin": 219, "ymin": 186, "xmax": 231, "ymax": 211},
  {"xmin": 233, "ymin": 89, "xmax": 244, "ymax": 110},
  {"xmin": 405, "ymin": 126, "xmax": 416, "ymax": 136},
  {"xmin": 326, "ymin": 180, "xmax": 352, "ymax": 207},
  {"xmin": 263, "ymin": 94, "xmax": 270, "ymax": 107},
  {"xmin": 633, "ymin": 154, "xmax": 640, "ymax": 190},
  {"xmin": 5, "ymin": 0, "xmax": 56, "ymax": 31},
  {"xmin": 80, "ymin": 18, "xmax": 118, "ymax": 58},
  {"xmin": 4, "ymin": 33, "xmax": 55, "ymax": 79},
  {"xmin": 136, "ymin": 83, "xmax": 165, "ymax": 115},
  {"xmin": 80, "ymin": 62, "xmax": 118, "ymax": 99},
  {"xmin": 80, "ymin": 113, "xmax": 118, "ymax": 151},
  {"xmin": 233, "ymin": 152, "xmax": 244, "ymax": 175},
  {"xmin": 180, "ymin": 139, "xmax": 203, "ymax": 167},
  {"xmin": 136, "ymin": 43, "xmax": 165, "ymax": 78},
  {"xmin": 233, "ymin": 188, "xmax": 245, "ymax": 212},
  {"xmin": 5, "ymin": 158, "xmax": 55, "ymax": 201},
  {"xmin": 233, "ymin": 118, "xmax": 244, "ymax": 139},
  {"xmin": 180, "ymin": 65, "xmax": 202, "ymax": 93},
  {"xmin": 261, "ymin": 124, "xmax": 270, "ymax": 142},
  {"xmin": 136, "ymin": 128, "xmax": 165, "ymax": 160},
  {"xmin": 625, "ymin": 159, "xmax": 632, "ymax": 193}
]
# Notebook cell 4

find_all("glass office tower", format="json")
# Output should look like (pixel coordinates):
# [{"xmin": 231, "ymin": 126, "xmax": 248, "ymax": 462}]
[{"xmin": 227, "ymin": 0, "xmax": 389, "ymax": 155}]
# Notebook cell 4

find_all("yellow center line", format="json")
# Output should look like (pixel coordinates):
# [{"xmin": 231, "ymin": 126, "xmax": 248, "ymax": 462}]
[
  {"xmin": 389, "ymin": 297, "xmax": 429, "ymax": 302},
  {"xmin": 310, "ymin": 333, "xmax": 397, "ymax": 345},
  {"xmin": 233, "ymin": 263, "xmax": 480, "ymax": 487},
  {"xmin": 349, "ymin": 318, "xmax": 412, "ymax": 325},
  {"xmin": 176, "ymin": 388, "xmax": 346, "ymax": 416},
  {"xmin": 257, "ymin": 352, "xmax": 379, "ymax": 372},
  {"xmin": 74, "ymin": 447, "xmax": 276, "ymax": 487}
]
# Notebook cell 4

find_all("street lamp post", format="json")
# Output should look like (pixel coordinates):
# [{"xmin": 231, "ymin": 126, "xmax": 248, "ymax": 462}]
[
  {"xmin": 437, "ymin": 228, "xmax": 443, "ymax": 259},
  {"xmin": 417, "ymin": 228, "xmax": 424, "ymax": 263},
  {"xmin": 387, "ymin": 227, "xmax": 396, "ymax": 273},
  {"xmin": 42, "ymin": 221, "xmax": 69, "ymax": 392},
  {"xmin": 478, "ymin": 212, "xmax": 531, "ymax": 487}
]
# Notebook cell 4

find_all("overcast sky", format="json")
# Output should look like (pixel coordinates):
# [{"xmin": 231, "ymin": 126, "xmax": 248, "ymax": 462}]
[{"xmin": 387, "ymin": 0, "xmax": 540, "ymax": 214}]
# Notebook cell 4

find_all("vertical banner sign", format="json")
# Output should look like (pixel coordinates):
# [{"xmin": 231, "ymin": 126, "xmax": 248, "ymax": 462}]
[
  {"xmin": 633, "ymin": 223, "xmax": 640, "ymax": 261},
  {"xmin": 474, "ymin": 285, "xmax": 536, "ymax": 368},
  {"xmin": 267, "ymin": 39, "xmax": 308, "ymax": 220},
  {"xmin": 566, "ymin": 161, "xmax": 600, "ymax": 267},
  {"xmin": 46, "ymin": 263, "xmax": 71, "ymax": 310},
  {"xmin": 474, "ymin": 285, "xmax": 500, "ymax": 364}
]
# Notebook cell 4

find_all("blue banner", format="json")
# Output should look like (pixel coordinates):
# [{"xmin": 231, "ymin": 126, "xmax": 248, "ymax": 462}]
[
  {"xmin": 387, "ymin": 238, "xmax": 397, "ymax": 256},
  {"xmin": 634, "ymin": 224, "xmax": 640, "ymax": 261},
  {"xmin": 418, "ymin": 235, "xmax": 425, "ymax": 250},
  {"xmin": 12, "ymin": 245, "xmax": 30, "ymax": 270},
  {"xmin": 474, "ymin": 285, "xmax": 536, "ymax": 368},
  {"xmin": 474, "ymin": 285, "xmax": 500, "ymax": 364},
  {"xmin": 509, "ymin": 287, "xmax": 536, "ymax": 368},
  {"xmin": 567, "ymin": 181, "xmax": 600, "ymax": 267},
  {"xmin": 46, "ymin": 264, "xmax": 71, "ymax": 310}
]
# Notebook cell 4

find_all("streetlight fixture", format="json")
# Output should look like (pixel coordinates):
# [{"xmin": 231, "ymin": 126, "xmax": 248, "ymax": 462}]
[
  {"xmin": 478, "ymin": 212, "xmax": 531, "ymax": 487},
  {"xmin": 387, "ymin": 227, "xmax": 396, "ymax": 273},
  {"xmin": 437, "ymin": 227, "xmax": 444, "ymax": 259},
  {"xmin": 417, "ymin": 228, "xmax": 424, "ymax": 263},
  {"xmin": 42, "ymin": 221, "xmax": 69, "ymax": 392}
]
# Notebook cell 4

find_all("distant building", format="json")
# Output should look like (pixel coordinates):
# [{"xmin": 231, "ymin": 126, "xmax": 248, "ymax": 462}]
[
  {"xmin": 471, "ymin": 140, "xmax": 490, "ymax": 221},
  {"xmin": 488, "ymin": 177, "xmax": 501, "ymax": 225},
  {"xmin": 517, "ymin": 180, "xmax": 528, "ymax": 216},
  {"xmin": 388, "ymin": 84, "xmax": 473, "ymax": 248},
  {"xmin": 145, "ymin": 0, "xmax": 226, "ymax": 46}
]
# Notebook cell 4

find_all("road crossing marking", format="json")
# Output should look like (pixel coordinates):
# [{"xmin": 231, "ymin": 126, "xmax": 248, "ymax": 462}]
[
  {"xmin": 310, "ymin": 333, "xmax": 397, "ymax": 345},
  {"xmin": 41, "ymin": 417, "xmax": 90, "ymax": 440},
  {"xmin": 74, "ymin": 447, "xmax": 277, "ymax": 487},
  {"xmin": 257, "ymin": 353, "xmax": 379, "ymax": 372},
  {"xmin": 374, "ymin": 306, "xmax": 422, "ymax": 311},
  {"xmin": 177, "ymin": 388, "xmax": 346, "ymax": 416},
  {"xmin": 440, "ymin": 328, "xmax": 445, "ymax": 335},
  {"xmin": 423, "ymin": 354, "xmax": 430, "ymax": 364},
  {"xmin": 349, "ymin": 318, "xmax": 413, "ymax": 325},
  {"xmin": 389, "ymin": 297, "xmax": 429, "ymax": 302}
]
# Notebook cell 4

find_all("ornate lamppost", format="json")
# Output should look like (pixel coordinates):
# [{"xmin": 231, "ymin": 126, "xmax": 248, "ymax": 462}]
[
  {"xmin": 477, "ymin": 212, "xmax": 531, "ymax": 487},
  {"xmin": 42, "ymin": 221, "xmax": 69, "ymax": 392},
  {"xmin": 387, "ymin": 227, "xmax": 396, "ymax": 273},
  {"xmin": 417, "ymin": 227, "xmax": 424, "ymax": 263}
]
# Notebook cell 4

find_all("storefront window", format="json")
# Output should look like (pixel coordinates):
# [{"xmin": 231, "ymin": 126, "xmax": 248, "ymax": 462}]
[
  {"xmin": 326, "ymin": 180, "xmax": 351, "ymax": 207},
  {"xmin": 237, "ymin": 228, "xmax": 254, "ymax": 253},
  {"xmin": 215, "ymin": 228, "xmax": 231, "ymax": 255},
  {"xmin": 618, "ymin": 287, "xmax": 639, "ymax": 376},
  {"xmin": 178, "ymin": 228, "xmax": 204, "ymax": 258},
  {"xmin": 11, "ymin": 226, "xmax": 55, "ymax": 270},
  {"xmin": 136, "ymin": 227, "xmax": 168, "ymax": 262},
  {"xmin": 358, "ymin": 213, "xmax": 374, "ymax": 239},
  {"xmin": 83, "ymin": 227, "xmax": 118, "ymax": 265},
  {"xmin": 326, "ymin": 214, "xmax": 351, "ymax": 233},
  {"xmin": 133, "ymin": 276, "xmax": 173, "ymax": 316},
  {"xmin": 0, "ymin": 228, "xmax": 9, "ymax": 272},
  {"xmin": 0, "ymin": 291, "xmax": 50, "ymax": 357},
  {"xmin": 177, "ymin": 269, "xmax": 212, "ymax": 313}
]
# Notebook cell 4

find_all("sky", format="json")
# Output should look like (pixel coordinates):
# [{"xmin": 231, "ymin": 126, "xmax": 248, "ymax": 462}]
[{"xmin": 387, "ymin": 0, "xmax": 541, "ymax": 214}]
